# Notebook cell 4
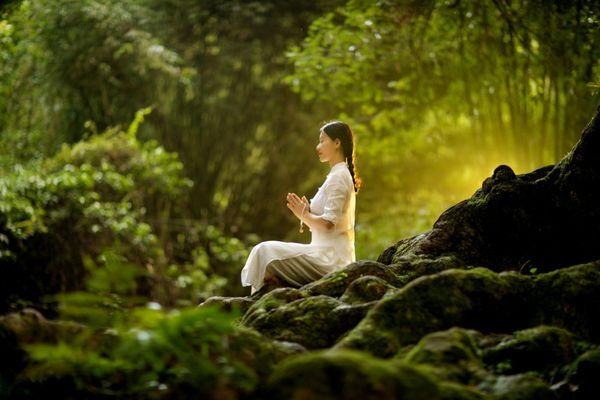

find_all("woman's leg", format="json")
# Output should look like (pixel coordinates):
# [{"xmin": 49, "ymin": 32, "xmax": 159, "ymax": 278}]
[{"xmin": 264, "ymin": 255, "xmax": 331, "ymax": 288}]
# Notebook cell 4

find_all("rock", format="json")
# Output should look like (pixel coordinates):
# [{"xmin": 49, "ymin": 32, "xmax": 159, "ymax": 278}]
[
  {"xmin": 378, "ymin": 107, "xmax": 600, "ymax": 273},
  {"xmin": 242, "ymin": 294, "xmax": 375, "ymax": 349},
  {"xmin": 299, "ymin": 260, "xmax": 405, "ymax": 298},
  {"xmin": 264, "ymin": 348, "xmax": 443, "ymax": 400},
  {"xmin": 197, "ymin": 295, "xmax": 254, "ymax": 315},
  {"xmin": 482, "ymin": 325, "xmax": 577, "ymax": 377},
  {"xmin": 224, "ymin": 325, "xmax": 308, "ymax": 383},
  {"xmin": 248, "ymin": 276, "xmax": 289, "ymax": 300},
  {"xmin": 565, "ymin": 347, "xmax": 600, "ymax": 399},
  {"xmin": 401, "ymin": 327, "xmax": 489, "ymax": 385},
  {"xmin": 339, "ymin": 275, "xmax": 398, "ymax": 304},
  {"xmin": 241, "ymin": 287, "xmax": 309, "ymax": 326},
  {"xmin": 0, "ymin": 308, "xmax": 84, "ymax": 343},
  {"xmin": 334, "ymin": 261, "xmax": 600, "ymax": 358},
  {"xmin": 334, "ymin": 267, "xmax": 533, "ymax": 358},
  {"xmin": 386, "ymin": 254, "xmax": 472, "ymax": 286},
  {"xmin": 477, "ymin": 372, "xmax": 557, "ymax": 400}
]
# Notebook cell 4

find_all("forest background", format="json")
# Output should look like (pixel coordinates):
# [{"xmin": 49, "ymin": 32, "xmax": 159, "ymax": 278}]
[{"xmin": 1, "ymin": 0, "xmax": 598, "ymax": 303}]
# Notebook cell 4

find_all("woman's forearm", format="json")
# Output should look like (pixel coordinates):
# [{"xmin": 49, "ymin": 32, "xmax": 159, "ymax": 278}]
[{"xmin": 301, "ymin": 209, "xmax": 334, "ymax": 232}]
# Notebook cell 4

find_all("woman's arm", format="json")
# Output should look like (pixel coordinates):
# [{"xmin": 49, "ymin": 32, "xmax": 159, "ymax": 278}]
[
  {"xmin": 301, "ymin": 209, "xmax": 335, "ymax": 232},
  {"xmin": 286, "ymin": 192, "xmax": 334, "ymax": 232}
]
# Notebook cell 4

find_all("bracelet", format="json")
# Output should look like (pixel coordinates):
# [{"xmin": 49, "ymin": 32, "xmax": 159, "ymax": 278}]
[{"xmin": 299, "ymin": 203, "xmax": 307, "ymax": 233}]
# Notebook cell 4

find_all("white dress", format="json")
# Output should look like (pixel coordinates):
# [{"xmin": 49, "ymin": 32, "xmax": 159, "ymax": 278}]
[{"xmin": 240, "ymin": 161, "xmax": 356, "ymax": 292}]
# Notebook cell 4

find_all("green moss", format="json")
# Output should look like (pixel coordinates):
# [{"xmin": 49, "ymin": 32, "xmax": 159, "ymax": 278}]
[
  {"xmin": 339, "ymin": 275, "xmax": 397, "ymax": 304},
  {"xmin": 482, "ymin": 325, "xmax": 576, "ymax": 376},
  {"xmin": 336, "ymin": 267, "xmax": 533, "ymax": 358},
  {"xmin": 300, "ymin": 260, "xmax": 404, "ymax": 298},
  {"xmin": 241, "ymin": 287, "xmax": 308, "ymax": 326},
  {"xmin": 404, "ymin": 327, "xmax": 482, "ymax": 364},
  {"xmin": 243, "ymin": 295, "xmax": 369, "ymax": 349},
  {"xmin": 480, "ymin": 372, "xmax": 555, "ymax": 400},
  {"xmin": 437, "ymin": 381, "xmax": 486, "ymax": 400},
  {"xmin": 566, "ymin": 347, "xmax": 600, "ymax": 397},
  {"xmin": 400, "ymin": 327, "xmax": 490, "ymax": 385},
  {"xmin": 266, "ymin": 348, "xmax": 443, "ymax": 400}
]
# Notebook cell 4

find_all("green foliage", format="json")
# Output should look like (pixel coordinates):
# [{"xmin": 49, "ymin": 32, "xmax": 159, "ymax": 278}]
[
  {"xmin": 20, "ymin": 305, "xmax": 257, "ymax": 398},
  {"xmin": 8, "ymin": 238, "xmax": 259, "ymax": 398},
  {"xmin": 0, "ymin": 109, "xmax": 195, "ymax": 311}
]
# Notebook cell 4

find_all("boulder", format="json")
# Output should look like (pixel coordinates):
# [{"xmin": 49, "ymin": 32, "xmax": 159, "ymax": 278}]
[{"xmin": 335, "ymin": 261, "xmax": 600, "ymax": 358}]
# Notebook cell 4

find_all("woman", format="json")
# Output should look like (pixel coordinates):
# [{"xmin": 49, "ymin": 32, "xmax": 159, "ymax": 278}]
[{"xmin": 240, "ymin": 121, "xmax": 362, "ymax": 295}]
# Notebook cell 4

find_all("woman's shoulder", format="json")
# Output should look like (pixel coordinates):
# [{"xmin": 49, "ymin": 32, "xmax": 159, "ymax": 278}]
[{"xmin": 325, "ymin": 167, "xmax": 353, "ymax": 187}]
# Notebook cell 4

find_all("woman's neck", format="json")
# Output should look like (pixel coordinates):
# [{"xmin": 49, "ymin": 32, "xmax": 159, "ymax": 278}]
[{"xmin": 328, "ymin": 156, "xmax": 345, "ymax": 168}]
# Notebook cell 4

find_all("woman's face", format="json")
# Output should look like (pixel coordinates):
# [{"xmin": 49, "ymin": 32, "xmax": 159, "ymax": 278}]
[{"xmin": 316, "ymin": 130, "xmax": 340, "ymax": 162}]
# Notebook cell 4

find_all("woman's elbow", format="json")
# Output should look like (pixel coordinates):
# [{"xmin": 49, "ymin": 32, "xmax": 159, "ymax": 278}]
[{"xmin": 323, "ymin": 219, "xmax": 335, "ymax": 231}]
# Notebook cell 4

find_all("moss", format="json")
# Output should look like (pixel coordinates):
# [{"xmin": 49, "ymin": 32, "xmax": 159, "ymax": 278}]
[
  {"xmin": 241, "ymin": 287, "xmax": 308, "ymax": 326},
  {"xmin": 436, "ymin": 381, "xmax": 487, "ymax": 400},
  {"xmin": 225, "ymin": 325, "xmax": 307, "ymax": 382},
  {"xmin": 404, "ymin": 327, "xmax": 482, "ymax": 365},
  {"xmin": 265, "ymin": 348, "xmax": 444, "ymax": 400},
  {"xmin": 300, "ymin": 260, "xmax": 404, "ymax": 298},
  {"xmin": 478, "ymin": 372, "xmax": 555, "ymax": 400},
  {"xmin": 197, "ymin": 296, "xmax": 254, "ymax": 315},
  {"xmin": 533, "ymin": 260, "xmax": 600, "ymax": 341},
  {"xmin": 482, "ymin": 325, "xmax": 576, "ymax": 377},
  {"xmin": 335, "ymin": 267, "xmax": 533, "ymax": 358},
  {"xmin": 339, "ymin": 275, "xmax": 398, "ymax": 304},
  {"xmin": 334, "ymin": 262, "xmax": 600, "ymax": 359},
  {"xmin": 401, "ymin": 327, "xmax": 489, "ymax": 385},
  {"xmin": 243, "ymin": 295, "xmax": 370, "ymax": 349},
  {"xmin": 566, "ymin": 347, "xmax": 600, "ymax": 398},
  {"xmin": 388, "ymin": 254, "xmax": 469, "ymax": 286}
]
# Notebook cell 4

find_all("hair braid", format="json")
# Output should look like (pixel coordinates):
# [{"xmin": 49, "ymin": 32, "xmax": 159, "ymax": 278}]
[{"xmin": 345, "ymin": 151, "xmax": 362, "ymax": 194}]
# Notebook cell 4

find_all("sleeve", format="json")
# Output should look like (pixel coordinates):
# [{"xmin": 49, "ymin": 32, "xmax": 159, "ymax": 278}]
[{"xmin": 321, "ymin": 175, "xmax": 349, "ymax": 226}]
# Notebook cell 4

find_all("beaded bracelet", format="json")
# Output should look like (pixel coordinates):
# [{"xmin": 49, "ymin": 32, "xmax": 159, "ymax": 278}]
[{"xmin": 299, "ymin": 203, "xmax": 307, "ymax": 233}]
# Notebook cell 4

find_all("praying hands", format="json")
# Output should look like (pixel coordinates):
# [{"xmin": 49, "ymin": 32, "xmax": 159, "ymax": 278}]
[{"xmin": 286, "ymin": 192, "xmax": 309, "ymax": 220}]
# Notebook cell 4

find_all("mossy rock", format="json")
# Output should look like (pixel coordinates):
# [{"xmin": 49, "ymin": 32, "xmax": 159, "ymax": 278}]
[
  {"xmin": 197, "ymin": 296, "xmax": 255, "ymax": 315},
  {"xmin": 225, "ymin": 325, "xmax": 308, "ymax": 382},
  {"xmin": 476, "ymin": 372, "xmax": 556, "ymax": 400},
  {"xmin": 401, "ymin": 327, "xmax": 489, "ymax": 385},
  {"xmin": 533, "ymin": 261, "xmax": 600, "ymax": 341},
  {"xmin": 565, "ymin": 347, "xmax": 600, "ymax": 399},
  {"xmin": 241, "ymin": 287, "xmax": 308, "ymax": 326},
  {"xmin": 299, "ymin": 260, "xmax": 404, "ymax": 298},
  {"xmin": 403, "ymin": 327, "xmax": 483, "ymax": 365},
  {"xmin": 334, "ymin": 261, "xmax": 600, "ymax": 358},
  {"xmin": 242, "ymin": 295, "xmax": 374, "ymax": 349},
  {"xmin": 264, "ymin": 348, "xmax": 466, "ymax": 400},
  {"xmin": 436, "ymin": 381, "xmax": 487, "ymax": 400},
  {"xmin": 334, "ymin": 267, "xmax": 533, "ymax": 358},
  {"xmin": 385, "ymin": 254, "xmax": 470, "ymax": 285},
  {"xmin": 482, "ymin": 325, "xmax": 577, "ymax": 377},
  {"xmin": 0, "ymin": 308, "xmax": 84, "ymax": 344},
  {"xmin": 339, "ymin": 275, "xmax": 399, "ymax": 304}
]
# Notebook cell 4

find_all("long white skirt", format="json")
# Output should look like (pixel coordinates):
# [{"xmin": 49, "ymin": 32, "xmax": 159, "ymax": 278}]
[{"xmin": 240, "ymin": 240, "xmax": 343, "ymax": 293}]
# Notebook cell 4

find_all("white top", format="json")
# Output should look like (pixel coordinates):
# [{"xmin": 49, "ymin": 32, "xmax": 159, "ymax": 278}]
[{"xmin": 308, "ymin": 161, "xmax": 356, "ymax": 265}]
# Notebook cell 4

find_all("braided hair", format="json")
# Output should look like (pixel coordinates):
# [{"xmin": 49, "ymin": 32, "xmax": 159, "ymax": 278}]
[{"xmin": 320, "ymin": 120, "xmax": 362, "ymax": 194}]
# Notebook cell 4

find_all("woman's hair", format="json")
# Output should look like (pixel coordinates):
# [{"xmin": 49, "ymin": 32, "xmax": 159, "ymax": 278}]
[{"xmin": 320, "ymin": 120, "xmax": 363, "ymax": 194}]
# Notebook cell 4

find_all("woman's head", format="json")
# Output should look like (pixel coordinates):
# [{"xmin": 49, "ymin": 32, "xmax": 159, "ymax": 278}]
[{"xmin": 317, "ymin": 120, "xmax": 363, "ymax": 194}]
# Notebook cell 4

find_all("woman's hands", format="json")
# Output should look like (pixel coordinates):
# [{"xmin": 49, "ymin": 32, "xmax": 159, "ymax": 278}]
[{"xmin": 286, "ymin": 192, "xmax": 310, "ymax": 220}]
